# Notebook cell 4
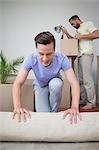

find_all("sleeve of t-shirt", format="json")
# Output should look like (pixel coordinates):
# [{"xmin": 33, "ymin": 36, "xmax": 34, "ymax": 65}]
[
  {"xmin": 87, "ymin": 21, "xmax": 97, "ymax": 33},
  {"xmin": 61, "ymin": 55, "xmax": 72, "ymax": 71},
  {"xmin": 21, "ymin": 54, "xmax": 32, "ymax": 72}
]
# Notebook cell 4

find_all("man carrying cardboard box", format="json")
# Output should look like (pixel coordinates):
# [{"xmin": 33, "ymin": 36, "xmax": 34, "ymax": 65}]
[{"xmin": 61, "ymin": 15, "xmax": 98, "ymax": 109}]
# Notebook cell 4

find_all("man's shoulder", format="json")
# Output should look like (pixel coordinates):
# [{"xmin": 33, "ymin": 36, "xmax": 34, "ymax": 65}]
[
  {"xmin": 55, "ymin": 52, "xmax": 65, "ymax": 58},
  {"xmin": 55, "ymin": 52, "xmax": 69, "ymax": 63},
  {"xmin": 25, "ymin": 52, "xmax": 38, "ymax": 65},
  {"xmin": 83, "ymin": 21, "xmax": 94, "ymax": 27},
  {"xmin": 27, "ymin": 52, "xmax": 37, "ymax": 57}
]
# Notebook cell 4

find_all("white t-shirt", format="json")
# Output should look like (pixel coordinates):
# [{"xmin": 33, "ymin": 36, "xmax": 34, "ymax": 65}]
[{"xmin": 77, "ymin": 21, "xmax": 97, "ymax": 54}]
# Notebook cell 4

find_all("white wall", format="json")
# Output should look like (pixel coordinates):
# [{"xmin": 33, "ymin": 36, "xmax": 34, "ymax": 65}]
[
  {"xmin": 0, "ymin": 1, "xmax": 2, "ymax": 49},
  {"xmin": 0, "ymin": 0, "xmax": 99, "ymax": 79}
]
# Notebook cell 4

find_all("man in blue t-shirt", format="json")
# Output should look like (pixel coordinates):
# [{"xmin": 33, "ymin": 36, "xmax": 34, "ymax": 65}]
[{"xmin": 13, "ymin": 31, "xmax": 81, "ymax": 123}]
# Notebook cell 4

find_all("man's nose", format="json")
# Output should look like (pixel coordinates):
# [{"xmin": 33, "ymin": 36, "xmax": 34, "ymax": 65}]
[{"xmin": 43, "ymin": 55, "xmax": 48, "ymax": 61}]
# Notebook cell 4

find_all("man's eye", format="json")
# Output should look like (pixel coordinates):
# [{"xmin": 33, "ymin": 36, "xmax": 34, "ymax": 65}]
[
  {"xmin": 47, "ymin": 53, "xmax": 51, "ymax": 56},
  {"xmin": 40, "ymin": 53, "xmax": 44, "ymax": 56}
]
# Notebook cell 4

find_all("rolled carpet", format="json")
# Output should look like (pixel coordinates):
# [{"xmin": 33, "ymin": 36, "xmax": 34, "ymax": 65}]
[{"xmin": 0, "ymin": 112, "xmax": 99, "ymax": 142}]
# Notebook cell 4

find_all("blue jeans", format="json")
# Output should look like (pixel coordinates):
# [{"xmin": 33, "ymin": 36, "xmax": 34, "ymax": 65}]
[{"xmin": 33, "ymin": 78, "xmax": 63, "ymax": 112}]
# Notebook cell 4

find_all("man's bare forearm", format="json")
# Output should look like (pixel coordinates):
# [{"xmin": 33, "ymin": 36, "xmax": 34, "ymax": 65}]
[
  {"xmin": 71, "ymin": 80, "xmax": 80, "ymax": 109},
  {"xmin": 64, "ymin": 31, "xmax": 74, "ymax": 39},
  {"xmin": 76, "ymin": 30, "xmax": 99, "ymax": 40},
  {"xmin": 61, "ymin": 26, "xmax": 74, "ymax": 39},
  {"xmin": 13, "ymin": 82, "xmax": 22, "ymax": 109}
]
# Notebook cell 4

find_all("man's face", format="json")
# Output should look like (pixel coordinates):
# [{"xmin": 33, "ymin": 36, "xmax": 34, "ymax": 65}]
[
  {"xmin": 70, "ymin": 19, "xmax": 80, "ymax": 29},
  {"xmin": 37, "ymin": 42, "xmax": 55, "ymax": 67}
]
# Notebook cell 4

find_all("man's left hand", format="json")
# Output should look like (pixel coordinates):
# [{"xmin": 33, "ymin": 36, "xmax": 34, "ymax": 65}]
[
  {"xmin": 75, "ymin": 31, "xmax": 82, "ymax": 40},
  {"xmin": 63, "ymin": 107, "xmax": 82, "ymax": 124}
]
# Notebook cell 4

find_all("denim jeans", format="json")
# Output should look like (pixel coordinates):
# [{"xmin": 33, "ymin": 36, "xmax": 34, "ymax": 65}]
[{"xmin": 33, "ymin": 78, "xmax": 63, "ymax": 112}]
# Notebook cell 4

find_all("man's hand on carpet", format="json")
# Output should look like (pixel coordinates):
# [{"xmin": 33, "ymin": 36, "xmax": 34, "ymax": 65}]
[
  {"xmin": 12, "ymin": 107, "xmax": 31, "ymax": 122},
  {"xmin": 62, "ymin": 108, "xmax": 82, "ymax": 124}
]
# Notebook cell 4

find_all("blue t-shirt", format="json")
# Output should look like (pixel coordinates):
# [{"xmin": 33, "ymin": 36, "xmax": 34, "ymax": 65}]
[{"xmin": 22, "ymin": 52, "xmax": 71, "ymax": 87}]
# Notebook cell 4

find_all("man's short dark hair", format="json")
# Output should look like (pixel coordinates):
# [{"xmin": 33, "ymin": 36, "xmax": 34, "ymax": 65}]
[
  {"xmin": 34, "ymin": 31, "xmax": 55, "ymax": 49},
  {"xmin": 69, "ymin": 15, "xmax": 80, "ymax": 22}
]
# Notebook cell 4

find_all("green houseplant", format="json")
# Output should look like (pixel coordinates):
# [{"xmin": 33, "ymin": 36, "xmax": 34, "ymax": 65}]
[
  {"xmin": 0, "ymin": 51, "xmax": 24, "ymax": 84},
  {"xmin": 0, "ymin": 50, "xmax": 24, "ymax": 111},
  {"xmin": 0, "ymin": 51, "xmax": 34, "ymax": 112}
]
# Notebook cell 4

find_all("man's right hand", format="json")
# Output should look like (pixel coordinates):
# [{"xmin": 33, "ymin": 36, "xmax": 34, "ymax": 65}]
[
  {"xmin": 12, "ymin": 107, "xmax": 31, "ymax": 122},
  {"xmin": 61, "ymin": 26, "xmax": 68, "ymax": 34}
]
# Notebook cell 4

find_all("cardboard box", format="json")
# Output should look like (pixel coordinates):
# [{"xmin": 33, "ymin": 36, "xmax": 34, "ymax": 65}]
[
  {"xmin": 61, "ymin": 39, "xmax": 78, "ymax": 56},
  {"xmin": 0, "ymin": 80, "xmax": 34, "ymax": 112},
  {"xmin": 60, "ymin": 78, "xmax": 70, "ymax": 109},
  {"xmin": 59, "ymin": 71, "xmax": 70, "ymax": 110},
  {"xmin": 97, "ymin": 56, "xmax": 99, "ymax": 104}
]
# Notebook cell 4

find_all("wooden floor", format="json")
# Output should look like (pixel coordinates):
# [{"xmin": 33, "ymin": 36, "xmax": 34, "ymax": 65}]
[
  {"xmin": 60, "ymin": 105, "xmax": 99, "ymax": 112},
  {"xmin": 80, "ymin": 105, "xmax": 99, "ymax": 112}
]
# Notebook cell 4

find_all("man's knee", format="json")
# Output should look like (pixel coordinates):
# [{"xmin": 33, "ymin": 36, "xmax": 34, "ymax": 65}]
[{"xmin": 49, "ymin": 78, "xmax": 63, "ymax": 92}]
